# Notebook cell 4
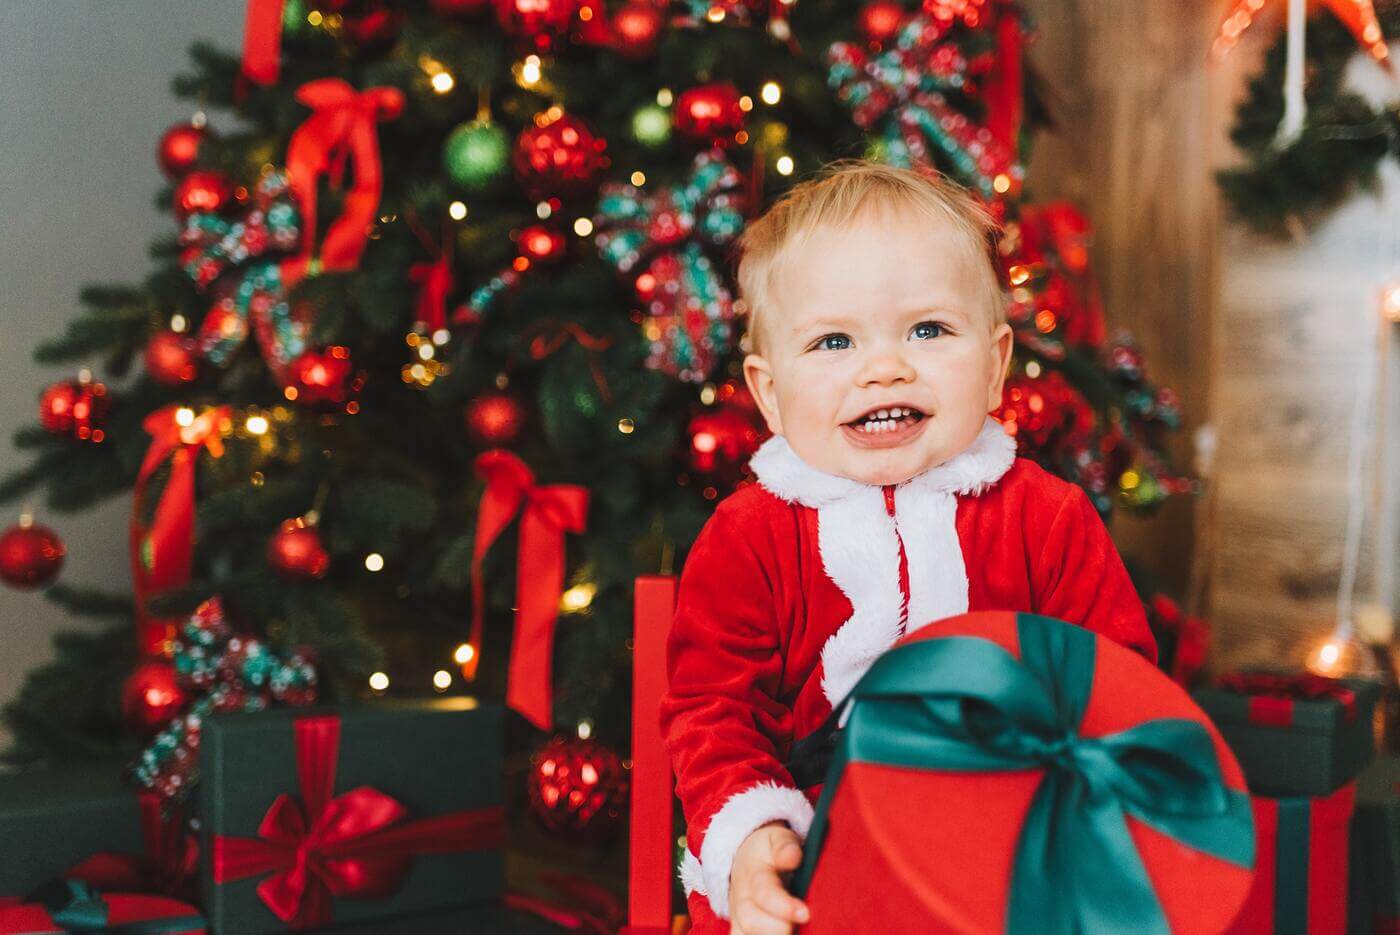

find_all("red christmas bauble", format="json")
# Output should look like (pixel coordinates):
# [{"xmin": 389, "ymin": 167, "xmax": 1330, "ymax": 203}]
[
  {"xmin": 173, "ymin": 170, "xmax": 233, "ymax": 220},
  {"xmin": 688, "ymin": 405, "xmax": 764, "ymax": 476},
  {"xmin": 431, "ymin": 0, "xmax": 491, "ymax": 16},
  {"xmin": 287, "ymin": 346, "xmax": 357, "ymax": 407},
  {"xmin": 0, "ymin": 522, "xmax": 65, "ymax": 589},
  {"xmin": 122, "ymin": 661, "xmax": 188, "ymax": 737},
  {"xmin": 464, "ymin": 389, "xmax": 528, "ymax": 448},
  {"xmin": 157, "ymin": 122, "xmax": 207, "ymax": 178},
  {"xmin": 611, "ymin": 1, "xmax": 664, "ymax": 59},
  {"xmin": 38, "ymin": 380, "xmax": 109, "ymax": 442},
  {"xmin": 517, "ymin": 224, "xmax": 568, "ymax": 263},
  {"xmin": 674, "ymin": 83, "xmax": 746, "ymax": 147},
  {"xmin": 494, "ymin": 0, "xmax": 580, "ymax": 51},
  {"xmin": 342, "ymin": 7, "xmax": 405, "ymax": 49},
  {"xmin": 527, "ymin": 735, "xmax": 628, "ymax": 837},
  {"xmin": 513, "ymin": 114, "xmax": 608, "ymax": 202},
  {"xmin": 144, "ymin": 331, "xmax": 199, "ymax": 386},
  {"xmin": 859, "ymin": 0, "xmax": 906, "ymax": 43},
  {"xmin": 268, "ymin": 519, "xmax": 330, "ymax": 579}
]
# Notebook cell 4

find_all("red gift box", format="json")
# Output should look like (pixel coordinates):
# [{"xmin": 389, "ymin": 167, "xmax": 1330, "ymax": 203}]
[
  {"xmin": 794, "ymin": 611, "xmax": 1257, "ymax": 934},
  {"xmin": 1225, "ymin": 782, "xmax": 1354, "ymax": 934},
  {"xmin": 0, "ymin": 880, "xmax": 204, "ymax": 935}
]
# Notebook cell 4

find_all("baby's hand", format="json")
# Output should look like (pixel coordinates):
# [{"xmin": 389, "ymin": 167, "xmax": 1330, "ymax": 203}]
[{"xmin": 728, "ymin": 821, "xmax": 811, "ymax": 935}]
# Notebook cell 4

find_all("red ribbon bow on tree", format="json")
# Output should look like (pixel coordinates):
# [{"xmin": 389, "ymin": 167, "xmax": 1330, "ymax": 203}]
[
  {"xmin": 130, "ymin": 405, "xmax": 231, "ymax": 658},
  {"xmin": 241, "ymin": 0, "xmax": 286, "ymax": 87},
  {"xmin": 1218, "ymin": 671, "xmax": 1357, "ymax": 727},
  {"xmin": 468, "ymin": 451, "xmax": 590, "ymax": 731},
  {"xmin": 212, "ymin": 716, "xmax": 505, "ymax": 930},
  {"xmin": 282, "ymin": 79, "xmax": 404, "ymax": 286}
]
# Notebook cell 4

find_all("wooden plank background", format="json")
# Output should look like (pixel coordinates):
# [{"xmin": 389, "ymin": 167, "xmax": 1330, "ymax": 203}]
[{"xmin": 1021, "ymin": 0, "xmax": 1400, "ymax": 672}]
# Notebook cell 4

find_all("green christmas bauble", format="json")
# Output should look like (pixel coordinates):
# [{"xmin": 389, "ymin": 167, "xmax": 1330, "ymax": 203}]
[
  {"xmin": 443, "ymin": 120, "xmax": 510, "ymax": 190},
  {"xmin": 631, "ymin": 104, "xmax": 671, "ymax": 149},
  {"xmin": 282, "ymin": 0, "xmax": 307, "ymax": 31}
]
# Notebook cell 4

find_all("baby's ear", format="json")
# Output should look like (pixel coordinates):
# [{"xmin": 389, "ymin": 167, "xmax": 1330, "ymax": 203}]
[
  {"xmin": 742, "ymin": 353, "xmax": 784, "ymax": 436},
  {"xmin": 986, "ymin": 323, "xmax": 1014, "ymax": 410}
]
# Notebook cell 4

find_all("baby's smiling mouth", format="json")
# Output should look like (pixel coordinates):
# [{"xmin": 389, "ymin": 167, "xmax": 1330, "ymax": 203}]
[{"xmin": 844, "ymin": 405, "xmax": 928, "ymax": 435}]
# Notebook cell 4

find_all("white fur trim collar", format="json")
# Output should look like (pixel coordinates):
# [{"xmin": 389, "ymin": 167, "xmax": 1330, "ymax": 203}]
[{"xmin": 749, "ymin": 417, "xmax": 1016, "ymax": 708}]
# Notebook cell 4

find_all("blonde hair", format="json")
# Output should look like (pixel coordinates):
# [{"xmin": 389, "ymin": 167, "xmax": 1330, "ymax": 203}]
[{"xmin": 733, "ymin": 159, "xmax": 1007, "ymax": 355}]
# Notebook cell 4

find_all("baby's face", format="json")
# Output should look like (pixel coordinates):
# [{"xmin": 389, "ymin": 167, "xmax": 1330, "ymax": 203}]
[{"xmin": 743, "ymin": 208, "xmax": 1014, "ymax": 486}]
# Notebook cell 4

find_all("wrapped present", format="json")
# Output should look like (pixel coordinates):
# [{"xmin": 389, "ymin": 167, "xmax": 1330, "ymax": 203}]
[
  {"xmin": 0, "ymin": 879, "xmax": 204, "ymax": 935},
  {"xmin": 1225, "ymin": 783, "xmax": 1355, "ymax": 934},
  {"xmin": 0, "ymin": 765, "xmax": 192, "ymax": 898},
  {"xmin": 791, "ymin": 611, "xmax": 1257, "ymax": 934},
  {"xmin": 1194, "ymin": 672, "xmax": 1380, "ymax": 796},
  {"xmin": 1348, "ymin": 756, "xmax": 1400, "ymax": 935},
  {"xmin": 198, "ymin": 698, "xmax": 506, "ymax": 934}
]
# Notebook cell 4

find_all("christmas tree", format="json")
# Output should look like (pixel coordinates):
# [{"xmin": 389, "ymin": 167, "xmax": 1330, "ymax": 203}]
[{"xmin": 0, "ymin": 0, "xmax": 1190, "ymax": 777}]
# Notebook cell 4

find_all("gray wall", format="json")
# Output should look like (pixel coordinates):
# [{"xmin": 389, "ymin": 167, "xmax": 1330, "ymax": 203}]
[{"xmin": 0, "ymin": 3, "xmax": 246, "ymax": 742}]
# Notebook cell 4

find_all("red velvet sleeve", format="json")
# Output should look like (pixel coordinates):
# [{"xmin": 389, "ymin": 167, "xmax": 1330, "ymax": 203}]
[
  {"xmin": 1030, "ymin": 482, "xmax": 1158, "ymax": 665},
  {"xmin": 658, "ymin": 493, "xmax": 813, "ymax": 918}
]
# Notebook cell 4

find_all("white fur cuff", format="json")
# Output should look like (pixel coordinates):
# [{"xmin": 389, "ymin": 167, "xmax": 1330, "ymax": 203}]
[{"xmin": 691, "ymin": 781, "xmax": 816, "ymax": 920}]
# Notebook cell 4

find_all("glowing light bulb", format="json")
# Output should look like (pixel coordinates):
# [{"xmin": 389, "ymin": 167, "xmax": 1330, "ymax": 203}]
[
  {"xmin": 573, "ymin": 217, "xmax": 594, "ymax": 237},
  {"xmin": 433, "ymin": 669, "xmax": 452, "ymax": 691},
  {"xmin": 245, "ymin": 415, "xmax": 269, "ymax": 435},
  {"xmin": 364, "ymin": 553, "xmax": 384, "ymax": 572},
  {"xmin": 175, "ymin": 407, "xmax": 195, "ymax": 427},
  {"xmin": 449, "ymin": 201, "xmax": 468, "ymax": 221},
  {"xmin": 576, "ymin": 719, "xmax": 594, "ymax": 740},
  {"xmin": 368, "ymin": 672, "xmax": 390, "ymax": 691},
  {"xmin": 760, "ymin": 81, "xmax": 781, "ymax": 105},
  {"xmin": 775, "ymin": 155, "xmax": 795, "ymax": 176},
  {"xmin": 454, "ymin": 643, "xmax": 476, "ymax": 665},
  {"xmin": 431, "ymin": 71, "xmax": 455, "ymax": 94}
]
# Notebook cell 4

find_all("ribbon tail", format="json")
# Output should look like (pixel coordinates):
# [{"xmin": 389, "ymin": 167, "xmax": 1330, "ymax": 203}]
[
  {"xmin": 132, "ymin": 446, "xmax": 197, "ymax": 656},
  {"xmin": 316, "ymin": 123, "xmax": 382, "ymax": 273},
  {"xmin": 467, "ymin": 473, "xmax": 526, "ymax": 681},
  {"xmin": 242, "ymin": 0, "xmax": 285, "ymax": 86},
  {"xmin": 508, "ymin": 508, "xmax": 564, "ymax": 731}
]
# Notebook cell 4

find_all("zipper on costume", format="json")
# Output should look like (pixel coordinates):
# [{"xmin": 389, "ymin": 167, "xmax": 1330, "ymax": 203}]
[{"xmin": 883, "ymin": 484, "xmax": 911, "ymax": 633}]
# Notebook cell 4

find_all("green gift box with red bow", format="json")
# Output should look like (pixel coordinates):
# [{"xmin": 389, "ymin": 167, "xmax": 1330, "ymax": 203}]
[
  {"xmin": 1193, "ymin": 672, "xmax": 1380, "ymax": 797},
  {"xmin": 197, "ymin": 697, "xmax": 505, "ymax": 935}
]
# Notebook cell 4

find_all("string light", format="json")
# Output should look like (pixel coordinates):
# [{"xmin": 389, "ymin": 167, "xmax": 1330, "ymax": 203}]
[
  {"xmin": 656, "ymin": 88, "xmax": 673, "ymax": 107},
  {"xmin": 775, "ymin": 155, "xmax": 795, "ymax": 176},
  {"xmin": 560, "ymin": 582, "xmax": 597, "ymax": 612},
  {"xmin": 245, "ymin": 414, "xmax": 269, "ymax": 435},
  {"xmin": 433, "ymin": 670, "xmax": 452, "ymax": 691},
  {"xmin": 431, "ymin": 72, "xmax": 455, "ymax": 94},
  {"xmin": 1025, "ymin": 360, "xmax": 1042, "ymax": 378},
  {"xmin": 738, "ymin": 95, "xmax": 754, "ymax": 112},
  {"xmin": 536, "ymin": 201, "xmax": 552, "ymax": 220},
  {"xmin": 573, "ymin": 217, "xmax": 594, "ymax": 237},
  {"xmin": 175, "ymin": 407, "xmax": 195, "ymax": 427},
  {"xmin": 448, "ymin": 200, "xmax": 468, "ymax": 221},
  {"xmin": 368, "ymin": 672, "xmax": 390, "ymax": 692},
  {"xmin": 617, "ymin": 417, "xmax": 635, "ymax": 434},
  {"xmin": 630, "ymin": 170, "xmax": 647, "ymax": 186},
  {"xmin": 453, "ymin": 643, "xmax": 476, "ymax": 665},
  {"xmin": 170, "ymin": 314, "xmax": 188, "ymax": 333},
  {"xmin": 518, "ymin": 55, "xmax": 543, "ymax": 87},
  {"xmin": 364, "ymin": 553, "xmax": 385, "ymax": 572},
  {"xmin": 760, "ymin": 81, "xmax": 782, "ymax": 105},
  {"xmin": 576, "ymin": 719, "xmax": 594, "ymax": 739}
]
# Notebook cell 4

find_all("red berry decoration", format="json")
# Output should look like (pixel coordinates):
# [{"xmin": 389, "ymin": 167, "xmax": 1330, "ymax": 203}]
[
  {"xmin": 464, "ymin": 389, "xmax": 528, "ymax": 448},
  {"xmin": 38, "ymin": 380, "xmax": 109, "ymax": 442},
  {"xmin": 674, "ymin": 83, "xmax": 746, "ymax": 148},
  {"xmin": 157, "ymin": 122, "xmax": 207, "ymax": 178},
  {"xmin": 144, "ymin": 331, "xmax": 199, "ymax": 386},
  {"xmin": 611, "ymin": 1, "xmax": 664, "ymax": 59},
  {"xmin": 173, "ymin": 170, "xmax": 233, "ymax": 221},
  {"xmin": 513, "ymin": 114, "xmax": 608, "ymax": 202},
  {"xmin": 527, "ymin": 735, "xmax": 628, "ymax": 837},
  {"xmin": 431, "ymin": 0, "xmax": 491, "ymax": 16},
  {"xmin": 0, "ymin": 521, "xmax": 65, "ymax": 590},
  {"xmin": 494, "ymin": 0, "xmax": 580, "ymax": 52},
  {"xmin": 858, "ymin": 0, "xmax": 907, "ymax": 44},
  {"xmin": 268, "ymin": 519, "xmax": 330, "ymax": 580},
  {"xmin": 121, "ymin": 661, "xmax": 188, "ymax": 737},
  {"xmin": 517, "ymin": 224, "xmax": 568, "ymax": 263},
  {"xmin": 287, "ymin": 346, "xmax": 358, "ymax": 407}
]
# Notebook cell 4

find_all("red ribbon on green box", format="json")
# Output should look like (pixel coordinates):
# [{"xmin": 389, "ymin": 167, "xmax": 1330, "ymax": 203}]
[{"xmin": 1218, "ymin": 672, "xmax": 1358, "ymax": 727}]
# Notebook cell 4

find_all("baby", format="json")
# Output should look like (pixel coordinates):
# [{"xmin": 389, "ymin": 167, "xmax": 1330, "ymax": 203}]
[{"xmin": 658, "ymin": 160, "xmax": 1156, "ymax": 935}]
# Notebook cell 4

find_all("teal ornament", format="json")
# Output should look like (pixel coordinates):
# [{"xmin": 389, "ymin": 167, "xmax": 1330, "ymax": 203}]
[
  {"xmin": 631, "ymin": 103, "xmax": 672, "ymax": 149},
  {"xmin": 443, "ymin": 119, "xmax": 510, "ymax": 190}
]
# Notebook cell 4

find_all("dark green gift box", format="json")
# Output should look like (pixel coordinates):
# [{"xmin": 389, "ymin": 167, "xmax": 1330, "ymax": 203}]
[
  {"xmin": 1193, "ymin": 674, "xmax": 1380, "ymax": 796},
  {"xmin": 1348, "ymin": 755, "xmax": 1400, "ymax": 935},
  {"xmin": 0, "ymin": 764, "xmax": 148, "ymax": 895},
  {"xmin": 198, "ymin": 697, "xmax": 505, "ymax": 935}
]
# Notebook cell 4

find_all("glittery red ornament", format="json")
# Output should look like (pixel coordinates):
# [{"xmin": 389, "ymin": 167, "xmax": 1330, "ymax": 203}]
[
  {"xmin": 38, "ymin": 380, "xmax": 109, "ymax": 442},
  {"xmin": 0, "ymin": 522, "xmax": 65, "ymax": 589},
  {"xmin": 173, "ymin": 170, "xmax": 233, "ymax": 220},
  {"xmin": 688, "ymin": 403, "xmax": 765, "ymax": 476},
  {"xmin": 431, "ymin": 0, "xmax": 491, "ymax": 15},
  {"xmin": 858, "ymin": 0, "xmax": 906, "ymax": 43},
  {"xmin": 993, "ymin": 370, "xmax": 1094, "ymax": 452},
  {"xmin": 287, "ymin": 346, "xmax": 358, "ymax": 407},
  {"xmin": 464, "ymin": 389, "xmax": 528, "ymax": 448},
  {"xmin": 494, "ymin": 0, "xmax": 580, "ymax": 51},
  {"xmin": 144, "ymin": 331, "xmax": 199, "ymax": 386},
  {"xmin": 674, "ymin": 83, "xmax": 746, "ymax": 148},
  {"xmin": 157, "ymin": 122, "xmax": 207, "ymax": 178},
  {"xmin": 517, "ymin": 224, "xmax": 568, "ymax": 263},
  {"xmin": 122, "ymin": 661, "xmax": 188, "ymax": 737},
  {"xmin": 611, "ymin": 1, "xmax": 664, "ymax": 59},
  {"xmin": 268, "ymin": 519, "xmax": 331, "ymax": 579},
  {"xmin": 513, "ymin": 114, "xmax": 608, "ymax": 202},
  {"xmin": 527, "ymin": 735, "xmax": 628, "ymax": 837}
]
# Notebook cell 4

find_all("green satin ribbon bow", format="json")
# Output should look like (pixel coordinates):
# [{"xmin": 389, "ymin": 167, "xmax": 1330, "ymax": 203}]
[
  {"xmin": 27, "ymin": 879, "xmax": 203, "ymax": 935},
  {"xmin": 791, "ymin": 614, "xmax": 1255, "ymax": 934}
]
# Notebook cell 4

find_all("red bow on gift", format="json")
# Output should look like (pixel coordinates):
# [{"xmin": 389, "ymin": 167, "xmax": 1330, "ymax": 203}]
[
  {"xmin": 131, "ymin": 406, "xmax": 231, "ymax": 658},
  {"xmin": 282, "ymin": 79, "xmax": 404, "ymax": 286},
  {"xmin": 66, "ymin": 792, "xmax": 198, "ymax": 901},
  {"xmin": 1218, "ymin": 671, "xmax": 1358, "ymax": 726},
  {"xmin": 468, "ymin": 451, "xmax": 589, "ymax": 731},
  {"xmin": 212, "ymin": 716, "xmax": 505, "ymax": 930}
]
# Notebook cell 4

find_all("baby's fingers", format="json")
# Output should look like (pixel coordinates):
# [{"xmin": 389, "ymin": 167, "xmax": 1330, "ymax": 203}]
[{"xmin": 755, "ymin": 872, "xmax": 810, "ymax": 925}]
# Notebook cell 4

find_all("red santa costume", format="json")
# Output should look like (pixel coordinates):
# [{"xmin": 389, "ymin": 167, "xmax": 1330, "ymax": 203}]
[{"xmin": 659, "ymin": 416, "xmax": 1157, "ymax": 932}]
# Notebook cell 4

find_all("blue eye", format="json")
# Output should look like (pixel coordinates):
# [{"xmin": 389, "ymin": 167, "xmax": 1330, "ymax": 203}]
[
  {"xmin": 815, "ymin": 334, "xmax": 851, "ymax": 351},
  {"xmin": 912, "ymin": 321, "xmax": 945, "ymax": 340}
]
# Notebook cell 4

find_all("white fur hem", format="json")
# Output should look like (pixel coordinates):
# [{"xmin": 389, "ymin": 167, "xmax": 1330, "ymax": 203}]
[{"xmin": 690, "ymin": 781, "xmax": 815, "ymax": 919}]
